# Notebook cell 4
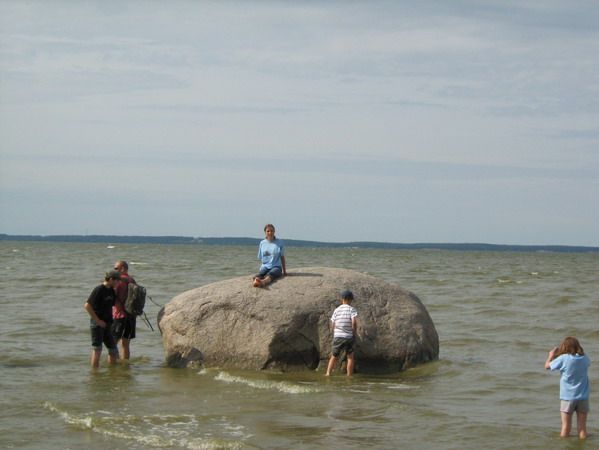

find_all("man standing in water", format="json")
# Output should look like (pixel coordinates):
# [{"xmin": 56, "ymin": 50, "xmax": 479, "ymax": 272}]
[
  {"xmin": 84, "ymin": 270, "xmax": 120, "ymax": 368},
  {"xmin": 112, "ymin": 261, "xmax": 137, "ymax": 360}
]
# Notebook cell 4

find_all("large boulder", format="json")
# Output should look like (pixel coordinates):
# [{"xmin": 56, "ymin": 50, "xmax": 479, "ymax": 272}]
[{"xmin": 158, "ymin": 267, "xmax": 439, "ymax": 374}]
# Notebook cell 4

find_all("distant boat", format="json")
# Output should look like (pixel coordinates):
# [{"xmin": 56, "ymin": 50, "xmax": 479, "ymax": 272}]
[{"xmin": 107, "ymin": 245, "xmax": 116, "ymax": 249}]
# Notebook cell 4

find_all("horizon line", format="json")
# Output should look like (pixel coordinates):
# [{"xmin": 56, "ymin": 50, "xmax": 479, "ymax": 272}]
[{"xmin": 1, "ymin": 233, "xmax": 597, "ymax": 252}]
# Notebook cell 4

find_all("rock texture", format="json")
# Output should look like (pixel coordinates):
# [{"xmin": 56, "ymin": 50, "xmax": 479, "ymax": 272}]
[{"xmin": 158, "ymin": 267, "xmax": 439, "ymax": 374}]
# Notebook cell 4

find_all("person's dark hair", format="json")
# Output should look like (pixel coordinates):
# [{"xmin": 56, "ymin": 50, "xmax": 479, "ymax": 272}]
[
  {"xmin": 264, "ymin": 224, "xmax": 275, "ymax": 232},
  {"xmin": 104, "ymin": 269, "xmax": 121, "ymax": 281},
  {"xmin": 340, "ymin": 290, "xmax": 354, "ymax": 301},
  {"xmin": 116, "ymin": 260, "xmax": 128, "ymax": 270},
  {"xmin": 557, "ymin": 336, "xmax": 585, "ymax": 356}
]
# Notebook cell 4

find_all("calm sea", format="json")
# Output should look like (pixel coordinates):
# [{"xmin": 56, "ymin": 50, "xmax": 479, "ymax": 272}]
[{"xmin": 1, "ymin": 242, "xmax": 597, "ymax": 449}]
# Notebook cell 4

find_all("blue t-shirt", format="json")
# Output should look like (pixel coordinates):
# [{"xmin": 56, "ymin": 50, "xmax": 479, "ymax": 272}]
[
  {"xmin": 258, "ymin": 238, "xmax": 285, "ymax": 270},
  {"xmin": 550, "ymin": 353, "xmax": 591, "ymax": 401}
]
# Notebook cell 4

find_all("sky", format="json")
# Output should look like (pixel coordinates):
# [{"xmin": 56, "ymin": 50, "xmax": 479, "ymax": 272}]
[{"xmin": 1, "ymin": 1, "xmax": 598, "ymax": 246}]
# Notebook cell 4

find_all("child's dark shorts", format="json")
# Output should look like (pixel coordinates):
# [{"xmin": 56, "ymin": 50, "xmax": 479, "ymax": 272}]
[
  {"xmin": 331, "ymin": 336, "xmax": 355, "ymax": 357},
  {"xmin": 90, "ymin": 319, "xmax": 118, "ymax": 354},
  {"xmin": 111, "ymin": 316, "xmax": 137, "ymax": 340}
]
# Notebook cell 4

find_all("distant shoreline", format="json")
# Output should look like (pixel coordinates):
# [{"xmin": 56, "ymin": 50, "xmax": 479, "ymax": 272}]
[{"xmin": 1, "ymin": 234, "xmax": 597, "ymax": 253}]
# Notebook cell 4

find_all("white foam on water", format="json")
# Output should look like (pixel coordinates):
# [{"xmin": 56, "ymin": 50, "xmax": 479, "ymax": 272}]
[
  {"xmin": 43, "ymin": 402, "xmax": 94, "ymax": 429},
  {"xmin": 214, "ymin": 371, "xmax": 323, "ymax": 394},
  {"xmin": 386, "ymin": 384, "xmax": 417, "ymax": 390},
  {"xmin": 43, "ymin": 402, "xmax": 245, "ymax": 449}
]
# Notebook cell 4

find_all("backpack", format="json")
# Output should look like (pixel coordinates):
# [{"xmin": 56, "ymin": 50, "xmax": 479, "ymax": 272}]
[{"xmin": 124, "ymin": 282, "xmax": 147, "ymax": 316}]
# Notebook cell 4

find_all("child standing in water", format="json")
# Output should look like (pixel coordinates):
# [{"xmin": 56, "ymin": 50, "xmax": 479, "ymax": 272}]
[
  {"xmin": 325, "ymin": 290, "xmax": 358, "ymax": 376},
  {"xmin": 545, "ymin": 336, "xmax": 590, "ymax": 439}
]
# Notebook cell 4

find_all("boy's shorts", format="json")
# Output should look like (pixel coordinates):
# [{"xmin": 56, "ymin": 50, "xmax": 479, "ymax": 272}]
[
  {"xmin": 90, "ymin": 319, "xmax": 118, "ymax": 354},
  {"xmin": 560, "ymin": 399, "xmax": 590, "ymax": 413},
  {"xmin": 111, "ymin": 317, "xmax": 136, "ymax": 340},
  {"xmin": 331, "ymin": 337, "xmax": 355, "ymax": 357}
]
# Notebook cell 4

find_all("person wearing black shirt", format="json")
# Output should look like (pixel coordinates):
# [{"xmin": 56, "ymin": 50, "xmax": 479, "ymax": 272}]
[{"xmin": 84, "ymin": 270, "xmax": 121, "ymax": 368}]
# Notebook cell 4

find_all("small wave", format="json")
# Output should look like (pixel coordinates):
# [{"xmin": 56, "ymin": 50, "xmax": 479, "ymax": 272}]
[
  {"xmin": 43, "ymin": 402, "xmax": 94, "ymax": 429},
  {"xmin": 443, "ymin": 354, "xmax": 485, "ymax": 364},
  {"xmin": 43, "ymin": 402, "xmax": 244, "ymax": 449},
  {"xmin": 214, "ymin": 371, "xmax": 323, "ymax": 394},
  {"xmin": 495, "ymin": 277, "xmax": 525, "ymax": 285},
  {"xmin": 0, "ymin": 359, "xmax": 42, "ymax": 368},
  {"xmin": 583, "ymin": 329, "xmax": 599, "ymax": 339},
  {"xmin": 386, "ymin": 383, "xmax": 417, "ymax": 391}
]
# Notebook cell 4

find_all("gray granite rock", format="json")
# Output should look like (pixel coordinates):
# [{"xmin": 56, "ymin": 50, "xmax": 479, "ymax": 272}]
[{"xmin": 158, "ymin": 267, "xmax": 438, "ymax": 374}]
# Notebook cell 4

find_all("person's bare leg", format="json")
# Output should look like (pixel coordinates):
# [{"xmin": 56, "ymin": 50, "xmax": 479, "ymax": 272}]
[
  {"xmin": 120, "ymin": 338, "xmax": 131, "ymax": 360},
  {"xmin": 91, "ymin": 350, "xmax": 101, "ymax": 368},
  {"xmin": 576, "ymin": 411, "xmax": 588, "ymax": 439},
  {"xmin": 346, "ymin": 353, "xmax": 355, "ymax": 375},
  {"xmin": 560, "ymin": 412, "xmax": 573, "ymax": 437},
  {"xmin": 325, "ymin": 355, "xmax": 338, "ymax": 376},
  {"xmin": 261, "ymin": 276, "xmax": 272, "ymax": 286}
]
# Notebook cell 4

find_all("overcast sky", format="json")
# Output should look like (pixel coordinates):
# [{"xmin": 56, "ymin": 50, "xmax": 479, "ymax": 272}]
[{"xmin": 1, "ymin": 1, "xmax": 598, "ymax": 246}]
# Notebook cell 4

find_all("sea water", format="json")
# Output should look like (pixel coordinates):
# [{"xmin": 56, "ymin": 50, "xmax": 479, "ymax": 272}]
[{"xmin": 0, "ymin": 242, "xmax": 597, "ymax": 449}]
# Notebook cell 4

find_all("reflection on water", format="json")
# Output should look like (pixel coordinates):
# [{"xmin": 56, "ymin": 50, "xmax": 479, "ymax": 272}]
[{"xmin": 0, "ymin": 242, "xmax": 597, "ymax": 448}]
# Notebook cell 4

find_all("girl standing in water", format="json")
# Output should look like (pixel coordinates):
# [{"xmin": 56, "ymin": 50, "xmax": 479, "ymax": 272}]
[{"xmin": 545, "ymin": 336, "xmax": 590, "ymax": 439}]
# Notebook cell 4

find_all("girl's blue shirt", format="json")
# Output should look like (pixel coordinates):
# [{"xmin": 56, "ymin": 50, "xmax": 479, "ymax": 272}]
[
  {"xmin": 550, "ymin": 353, "xmax": 591, "ymax": 401},
  {"xmin": 258, "ymin": 238, "xmax": 284, "ymax": 269}
]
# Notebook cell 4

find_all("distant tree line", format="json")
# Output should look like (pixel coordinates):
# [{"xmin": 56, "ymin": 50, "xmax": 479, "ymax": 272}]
[{"xmin": 1, "ymin": 234, "xmax": 597, "ymax": 253}]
